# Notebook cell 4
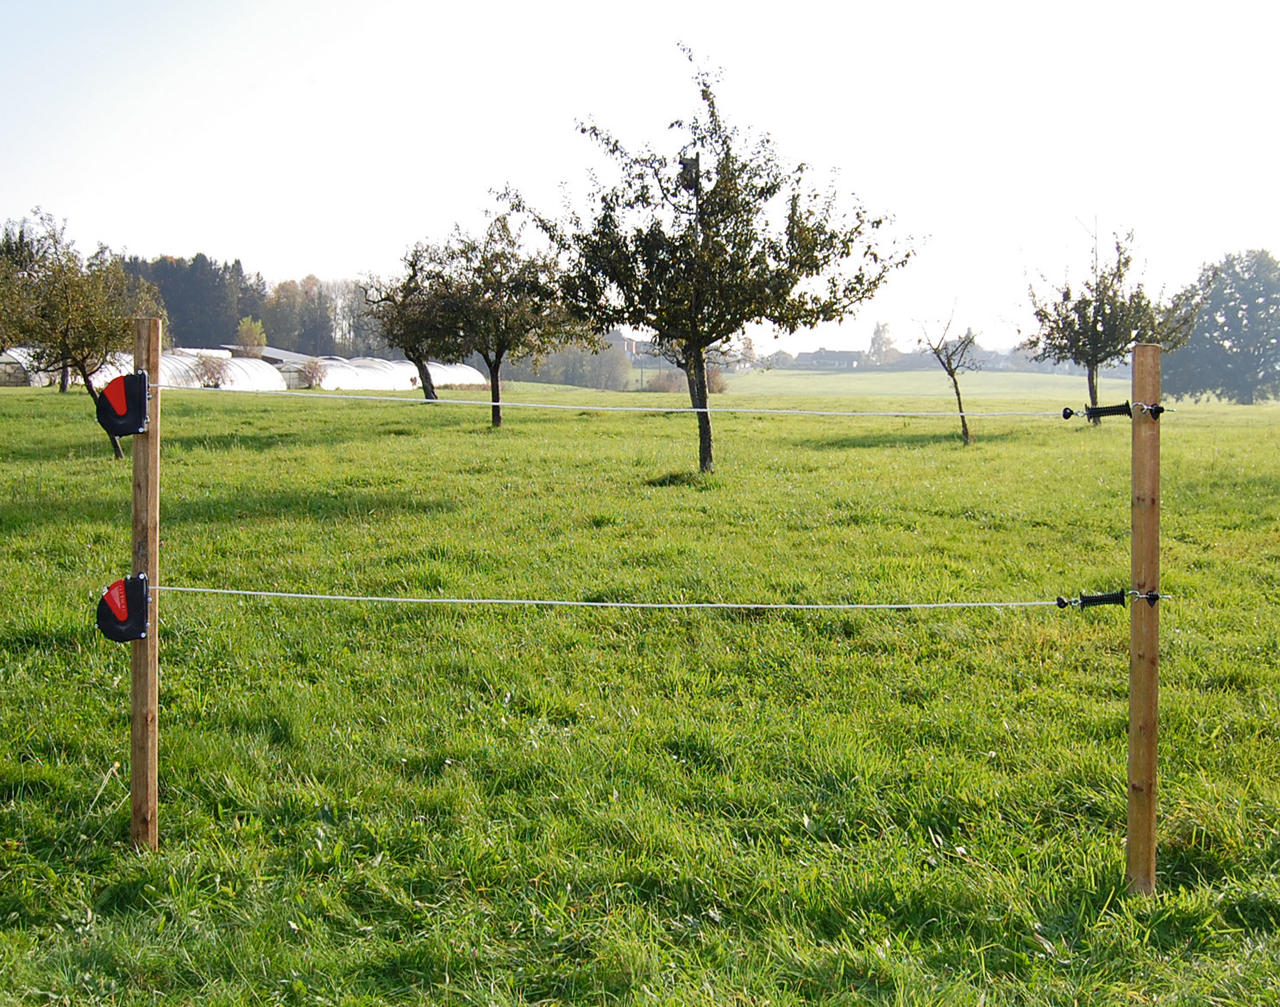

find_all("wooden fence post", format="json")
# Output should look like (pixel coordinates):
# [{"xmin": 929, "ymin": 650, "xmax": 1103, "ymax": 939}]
[
  {"xmin": 131, "ymin": 318, "xmax": 162, "ymax": 851},
  {"xmin": 1127, "ymin": 343, "xmax": 1161, "ymax": 894}
]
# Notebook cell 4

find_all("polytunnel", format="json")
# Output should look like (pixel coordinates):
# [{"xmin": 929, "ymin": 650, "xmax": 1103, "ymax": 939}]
[{"xmin": 160, "ymin": 351, "xmax": 286, "ymax": 391}]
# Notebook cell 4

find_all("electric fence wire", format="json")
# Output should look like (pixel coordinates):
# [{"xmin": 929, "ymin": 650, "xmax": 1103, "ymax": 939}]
[
  {"xmin": 153, "ymin": 584, "xmax": 1080, "ymax": 611},
  {"xmin": 156, "ymin": 384, "xmax": 1068, "ymax": 419}
]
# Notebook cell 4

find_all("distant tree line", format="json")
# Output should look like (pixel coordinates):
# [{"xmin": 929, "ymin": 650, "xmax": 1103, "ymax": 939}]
[
  {"xmin": 501, "ymin": 341, "xmax": 634, "ymax": 391},
  {"xmin": 122, "ymin": 255, "xmax": 382, "ymax": 358}
]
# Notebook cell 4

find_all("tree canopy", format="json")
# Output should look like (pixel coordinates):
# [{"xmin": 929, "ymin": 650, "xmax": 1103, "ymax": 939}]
[
  {"xmin": 235, "ymin": 316, "xmax": 267, "ymax": 357},
  {"xmin": 1, "ymin": 210, "xmax": 164, "ymax": 456},
  {"xmin": 1164, "ymin": 250, "xmax": 1280, "ymax": 405},
  {"xmin": 364, "ymin": 243, "xmax": 470, "ymax": 401},
  {"xmin": 449, "ymin": 215, "xmax": 591, "ymax": 427},
  {"xmin": 1023, "ymin": 233, "xmax": 1190, "ymax": 417},
  {"xmin": 523, "ymin": 59, "xmax": 908, "ymax": 471},
  {"xmin": 370, "ymin": 214, "xmax": 589, "ymax": 424}
]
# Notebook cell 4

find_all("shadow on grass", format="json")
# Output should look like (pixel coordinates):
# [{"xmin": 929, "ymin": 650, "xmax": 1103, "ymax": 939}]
[
  {"xmin": 795, "ymin": 429, "xmax": 1019, "ymax": 451},
  {"xmin": 645, "ymin": 471, "xmax": 715, "ymax": 489},
  {"xmin": 0, "ymin": 484, "xmax": 457, "ymax": 533},
  {"xmin": 0, "ymin": 439, "xmax": 125, "ymax": 464},
  {"xmin": 163, "ymin": 487, "xmax": 457, "ymax": 526},
  {"xmin": 163, "ymin": 418, "xmax": 447, "ymax": 456},
  {"xmin": 0, "ymin": 621, "xmax": 98, "ymax": 655}
]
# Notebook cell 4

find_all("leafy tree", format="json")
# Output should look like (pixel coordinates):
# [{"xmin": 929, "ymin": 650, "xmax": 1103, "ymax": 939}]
[
  {"xmin": 327, "ymin": 279, "xmax": 384, "ymax": 357},
  {"xmin": 227, "ymin": 260, "xmax": 268, "ymax": 326},
  {"xmin": 259, "ymin": 275, "xmax": 336, "ymax": 357},
  {"xmin": 585, "ymin": 344, "xmax": 634, "ymax": 390},
  {"xmin": 0, "ymin": 219, "xmax": 45, "ymax": 353},
  {"xmin": 364, "ymin": 244, "xmax": 469, "ymax": 401},
  {"xmin": 452, "ymin": 215, "xmax": 591, "ymax": 427},
  {"xmin": 505, "ymin": 343, "xmax": 634, "ymax": 391},
  {"xmin": 374, "ymin": 214, "xmax": 588, "ymax": 424},
  {"xmin": 919, "ymin": 320, "xmax": 981, "ymax": 445},
  {"xmin": 1164, "ymin": 250, "xmax": 1280, "ymax": 404},
  {"xmin": 191, "ymin": 353, "xmax": 229, "ymax": 388},
  {"xmin": 298, "ymin": 275, "xmax": 336, "ymax": 356},
  {"xmin": 234, "ymin": 316, "xmax": 267, "ymax": 357},
  {"xmin": 522, "ymin": 59, "xmax": 908, "ymax": 471},
  {"xmin": 262, "ymin": 280, "xmax": 304, "ymax": 352},
  {"xmin": 1023, "ymin": 233, "xmax": 1191, "ymax": 419},
  {"xmin": 1, "ymin": 210, "xmax": 164, "ymax": 457},
  {"xmin": 298, "ymin": 358, "xmax": 328, "ymax": 389},
  {"xmin": 867, "ymin": 321, "xmax": 899, "ymax": 367}
]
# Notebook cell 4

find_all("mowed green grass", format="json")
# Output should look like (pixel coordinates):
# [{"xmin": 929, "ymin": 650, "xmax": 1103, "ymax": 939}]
[{"xmin": 1, "ymin": 370, "xmax": 1277, "ymax": 1006}]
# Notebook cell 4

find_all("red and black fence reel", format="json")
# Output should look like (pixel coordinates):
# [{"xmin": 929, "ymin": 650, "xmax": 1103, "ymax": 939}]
[
  {"xmin": 97, "ymin": 574, "xmax": 149, "ymax": 642},
  {"xmin": 96, "ymin": 372, "xmax": 148, "ymax": 438}
]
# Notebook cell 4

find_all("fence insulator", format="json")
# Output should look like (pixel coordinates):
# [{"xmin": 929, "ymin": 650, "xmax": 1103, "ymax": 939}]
[
  {"xmin": 97, "ymin": 574, "xmax": 149, "ymax": 642},
  {"xmin": 96, "ymin": 372, "xmax": 149, "ymax": 437}
]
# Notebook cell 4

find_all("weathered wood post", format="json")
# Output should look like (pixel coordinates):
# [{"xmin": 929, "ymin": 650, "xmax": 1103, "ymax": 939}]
[
  {"xmin": 131, "ymin": 318, "xmax": 161, "ymax": 851},
  {"xmin": 1127, "ymin": 342, "xmax": 1160, "ymax": 894}
]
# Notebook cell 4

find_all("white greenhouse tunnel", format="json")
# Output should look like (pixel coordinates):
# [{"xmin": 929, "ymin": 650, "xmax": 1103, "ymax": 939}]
[{"xmin": 1, "ymin": 347, "xmax": 485, "ymax": 393}]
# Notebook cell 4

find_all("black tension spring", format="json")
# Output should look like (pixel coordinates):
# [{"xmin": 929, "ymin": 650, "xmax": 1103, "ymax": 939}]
[
  {"xmin": 1092, "ymin": 401, "xmax": 1132, "ymax": 421},
  {"xmin": 1055, "ymin": 590, "xmax": 1128, "ymax": 609},
  {"xmin": 1062, "ymin": 402, "xmax": 1133, "ymax": 421},
  {"xmin": 1078, "ymin": 590, "xmax": 1128, "ymax": 608}
]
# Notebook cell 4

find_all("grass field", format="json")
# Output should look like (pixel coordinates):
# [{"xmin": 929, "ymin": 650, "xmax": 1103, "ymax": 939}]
[{"xmin": 1, "ymin": 370, "xmax": 1278, "ymax": 1005}]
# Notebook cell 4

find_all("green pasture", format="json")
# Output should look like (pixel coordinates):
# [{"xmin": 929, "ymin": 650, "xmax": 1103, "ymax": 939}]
[{"xmin": 1, "ymin": 371, "xmax": 1277, "ymax": 1005}]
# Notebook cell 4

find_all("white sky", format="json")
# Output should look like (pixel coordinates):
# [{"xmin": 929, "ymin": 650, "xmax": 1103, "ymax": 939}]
[{"xmin": 3, "ymin": 0, "xmax": 1277, "ymax": 352}]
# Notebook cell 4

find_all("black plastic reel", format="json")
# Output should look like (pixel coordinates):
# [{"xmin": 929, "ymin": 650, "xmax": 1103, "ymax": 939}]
[
  {"xmin": 97, "ymin": 574, "xmax": 149, "ymax": 642},
  {"xmin": 96, "ymin": 372, "xmax": 148, "ymax": 437}
]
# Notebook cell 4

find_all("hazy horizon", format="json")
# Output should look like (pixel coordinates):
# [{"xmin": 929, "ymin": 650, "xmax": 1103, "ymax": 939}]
[{"xmin": 5, "ymin": 0, "xmax": 1277, "ymax": 354}]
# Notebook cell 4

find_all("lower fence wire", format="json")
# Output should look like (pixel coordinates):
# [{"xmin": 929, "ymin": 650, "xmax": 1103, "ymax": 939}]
[{"xmin": 153, "ymin": 584, "xmax": 1091, "ymax": 612}]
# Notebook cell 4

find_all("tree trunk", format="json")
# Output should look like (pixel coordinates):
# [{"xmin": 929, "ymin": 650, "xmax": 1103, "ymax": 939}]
[
  {"xmin": 412, "ymin": 359, "xmax": 437, "ymax": 401},
  {"xmin": 59, "ymin": 364, "xmax": 71, "ymax": 393},
  {"xmin": 81, "ymin": 371, "xmax": 124, "ymax": 459},
  {"xmin": 487, "ymin": 359, "xmax": 502, "ymax": 428},
  {"xmin": 948, "ymin": 372, "xmax": 971, "ymax": 445},
  {"xmin": 685, "ymin": 348, "xmax": 714, "ymax": 473},
  {"xmin": 1087, "ymin": 364, "xmax": 1100, "ymax": 425}
]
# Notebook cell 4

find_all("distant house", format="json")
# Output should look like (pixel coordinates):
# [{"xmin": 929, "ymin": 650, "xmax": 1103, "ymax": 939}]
[
  {"xmin": 605, "ymin": 330, "xmax": 650, "ymax": 360},
  {"xmin": 794, "ymin": 348, "xmax": 864, "ymax": 370}
]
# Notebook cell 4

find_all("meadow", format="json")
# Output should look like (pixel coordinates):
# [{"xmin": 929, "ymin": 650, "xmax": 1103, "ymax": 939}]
[{"xmin": 1, "ymin": 369, "xmax": 1278, "ymax": 1005}]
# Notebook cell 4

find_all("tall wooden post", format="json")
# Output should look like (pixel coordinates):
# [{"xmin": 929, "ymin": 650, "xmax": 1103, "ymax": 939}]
[
  {"xmin": 131, "ymin": 318, "xmax": 161, "ymax": 851},
  {"xmin": 1127, "ymin": 343, "xmax": 1160, "ymax": 894}
]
